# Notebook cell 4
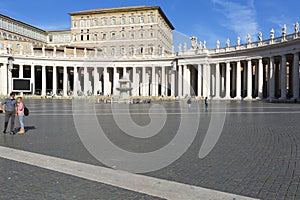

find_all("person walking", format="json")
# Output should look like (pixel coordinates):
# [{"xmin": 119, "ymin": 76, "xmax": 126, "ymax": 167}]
[
  {"xmin": 204, "ymin": 97, "xmax": 208, "ymax": 112},
  {"xmin": 187, "ymin": 96, "xmax": 192, "ymax": 109},
  {"xmin": 1, "ymin": 93, "xmax": 17, "ymax": 134},
  {"xmin": 16, "ymin": 97, "xmax": 25, "ymax": 134}
]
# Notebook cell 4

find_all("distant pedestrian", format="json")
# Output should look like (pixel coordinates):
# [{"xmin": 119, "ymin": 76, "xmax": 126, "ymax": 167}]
[
  {"xmin": 16, "ymin": 97, "xmax": 25, "ymax": 134},
  {"xmin": 204, "ymin": 97, "xmax": 208, "ymax": 111},
  {"xmin": 187, "ymin": 97, "xmax": 192, "ymax": 109},
  {"xmin": 1, "ymin": 93, "xmax": 17, "ymax": 134}
]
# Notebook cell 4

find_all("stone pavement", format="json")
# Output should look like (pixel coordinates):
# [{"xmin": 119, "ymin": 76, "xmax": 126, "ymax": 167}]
[{"xmin": 0, "ymin": 99, "xmax": 300, "ymax": 199}]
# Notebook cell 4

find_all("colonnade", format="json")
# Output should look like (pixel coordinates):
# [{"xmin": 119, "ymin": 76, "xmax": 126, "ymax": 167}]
[{"xmin": 0, "ymin": 51, "xmax": 299, "ymax": 101}]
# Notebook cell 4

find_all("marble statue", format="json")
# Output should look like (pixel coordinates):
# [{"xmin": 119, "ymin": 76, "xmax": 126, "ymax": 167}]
[
  {"xmin": 216, "ymin": 40, "xmax": 220, "ymax": 49},
  {"xmin": 183, "ymin": 43, "xmax": 187, "ymax": 52},
  {"xmin": 247, "ymin": 34, "xmax": 251, "ymax": 44},
  {"xmin": 295, "ymin": 22, "xmax": 299, "ymax": 34},
  {"xmin": 282, "ymin": 24, "xmax": 287, "ymax": 36},
  {"xmin": 226, "ymin": 38, "xmax": 230, "ymax": 48},
  {"xmin": 270, "ymin": 28, "xmax": 275, "ymax": 40},
  {"xmin": 237, "ymin": 37, "xmax": 241, "ymax": 46},
  {"xmin": 190, "ymin": 36, "xmax": 198, "ymax": 49},
  {"xmin": 203, "ymin": 40, "xmax": 206, "ymax": 49},
  {"xmin": 258, "ymin": 32, "xmax": 263, "ymax": 42}
]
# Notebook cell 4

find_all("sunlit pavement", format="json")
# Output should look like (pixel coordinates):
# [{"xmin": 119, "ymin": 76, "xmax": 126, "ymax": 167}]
[{"xmin": 1, "ymin": 99, "xmax": 300, "ymax": 200}]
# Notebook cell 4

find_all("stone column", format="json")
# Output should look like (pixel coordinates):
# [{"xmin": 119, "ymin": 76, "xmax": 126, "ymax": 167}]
[
  {"xmin": 73, "ymin": 66, "xmax": 78, "ymax": 97},
  {"xmin": 1, "ymin": 63, "xmax": 8, "ymax": 95},
  {"xmin": 198, "ymin": 64, "xmax": 202, "ymax": 97},
  {"xmin": 280, "ymin": 55, "xmax": 287, "ymax": 100},
  {"xmin": 165, "ymin": 68, "xmax": 169, "ymax": 96},
  {"xmin": 225, "ymin": 62, "xmax": 231, "ymax": 99},
  {"xmin": 235, "ymin": 61, "xmax": 242, "ymax": 99},
  {"xmin": 215, "ymin": 63, "xmax": 220, "ymax": 99},
  {"xmin": 8, "ymin": 66, "xmax": 12, "ymax": 94},
  {"xmin": 269, "ymin": 57, "xmax": 275, "ymax": 100},
  {"xmin": 83, "ymin": 67, "xmax": 88, "ymax": 96},
  {"xmin": 113, "ymin": 67, "xmax": 119, "ymax": 95},
  {"xmin": 293, "ymin": 53, "xmax": 299, "ymax": 100},
  {"xmin": 155, "ymin": 72, "xmax": 159, "ymax": 96},
  {"xmin": 246, "ymin": 60, "xmax": 252, "ymax": 99},
  {"xmin": 63, "ymin": 66, "xmax": 68, "ymax": 96},
  {"xmin": 94, "ymin": 67, "xmax": 99, "ymax": 96},
  {"xmin": 103, "ymin": 67, "xmax": 109, "ymax": 95},
  {"xmin": 52, "ymin": 65, "xmax": 57, "ymax": 95},
  {"xmin": 257, "ymin": 58, "xmax": 264, "ymax": 99},
  {"xmin": 221, "ymin": 64, "xmax": 225, "ymax": 97},
  {"xmin": 132, "ymin": 67, "xmax": 137, "ymax": 96},
  {"xmin": 141, "ymin": 67, "xmax": 146, "ymax": 96},
  {"xmin": 161, "ymin": 66, "xmax": 166, "ymax": 96},
  {"xmin": 203, "ymin": 64, "xmax": 210, "ymax": 98},
  {"xmin": 171, "ymin": 70, "xmax": 175, "ymax": 96},
  {"xmin": 151, "ymin": 67, "xmax": 156, "ymax": 96},
  {"xmin": 19, "ymin": 64, "xmax": 23, "ymax": 78},
  {"xmin": 178, "ymin": 65, "xmax": 182, "ymax": 97},
  {"xmin": 41, "ymin": 65, "xmax": 46, "ymax": 96},
  {"xmin": 123, "ymin": 67, "xmax": 127, "ymax": 79},
  {"xmin": 31, "ymin": 65, "xmax": 35, "ymax": 94}
]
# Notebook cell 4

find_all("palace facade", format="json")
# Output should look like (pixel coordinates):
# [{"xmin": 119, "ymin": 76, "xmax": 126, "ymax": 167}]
[{"xmin": 0, "ymin": 6, "xmax": 299, "ymax": 102}]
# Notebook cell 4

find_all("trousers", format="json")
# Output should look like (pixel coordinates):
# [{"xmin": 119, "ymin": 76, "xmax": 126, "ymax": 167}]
[{"xmin": 4, "ymin": 111, "xmax": 15, "ymax": 132}]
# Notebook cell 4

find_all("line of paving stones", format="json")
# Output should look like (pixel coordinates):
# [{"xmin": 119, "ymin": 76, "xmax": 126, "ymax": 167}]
[{"xmin": 0, "ymin": 157, "xmax": 164, "ymax": 200}]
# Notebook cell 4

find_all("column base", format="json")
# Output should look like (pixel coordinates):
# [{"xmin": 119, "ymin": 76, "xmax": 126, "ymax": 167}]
[
  {"xmin": 213, "ymin": 96, "xmax": 221, "ymax": 100},
  {"xmin": 255, "ymin": 97, "xmax": 263, "ymax": 101},
  {"xmin": 279, "ymin": 97, "xmax": 286, "ymax": 101},
  {"xmin": 244, "ymin": 96, "xmax": 253, "ymax": 100},
  {"xmin": 234, "ymin": 96, "xmax": 242, "ymax": 100},
  {"xmin": 291, "ymin": 97, "xmax": 299, "ymax": 103}
]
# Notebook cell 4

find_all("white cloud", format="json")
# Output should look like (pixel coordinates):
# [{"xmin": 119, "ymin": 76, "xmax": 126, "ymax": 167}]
[{"xmin": 211, "ymin": 0, "xmax": 259, "ymax": 42}]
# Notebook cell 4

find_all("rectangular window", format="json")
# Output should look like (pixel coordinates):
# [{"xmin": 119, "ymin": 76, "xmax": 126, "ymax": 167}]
[
  {"xmin": 111, "ymin": 18, "xmax": 116, "ymax": 25},
  {"xmin": 111, "ymin": 47, "xmax": 115, "ymax": 56},
  {"xmin": 121, "ymin": 47, "xmax": 125, "ymax": 55},
  {"xmin": 81, "ymin": 35, "xmax": 84, "ymax": 41},
  {"xmin": 102, "ymin": 19, "xmax": 107, "ymax": 25},
  {"xmin": 80, "ymin": 20, "xmax": 85, "ymax": 27},
  {"xmin": 130, "ymin": 17, "xmax": 134, "ymax": 24},
  {"xmin": 86, "ymin": 20, "xmax": 90, "ymax": 27},
  {"xmin": 111, "ymin": 32, "xmax": 116, "ymax": 40},
  {"xmin": 87, "ymin": 35, "xmax": 90, "ymax": 41},
  {"xmin": 121, "ymin": 18, "xmax": 125, "ymax": 25},
  {"xmin": 149, "ymin": 15, "xmax": 154, "ymax": 23},
  {"xmin": 93, "ymin": 19, "xmax": 98, "ymax": 26},
  {"xmin": 139, "ymin": 16, "xmax": 144, "ymax": 23},
  {"xmin": 102, "ymin": 33, "xmax": 107, "ymax": 40},
  {"xmin": 94, "ymin": 33, "xmax": 98, "ymax": 41}
]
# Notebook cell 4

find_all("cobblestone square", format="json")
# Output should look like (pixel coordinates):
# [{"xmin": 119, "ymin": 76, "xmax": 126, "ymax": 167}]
[{"xmin": 0, "ymin": 99, "xmax": 299, "ymax": 199}]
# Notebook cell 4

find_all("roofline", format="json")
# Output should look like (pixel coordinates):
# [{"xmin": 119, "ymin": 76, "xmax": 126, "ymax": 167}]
[
  {"xmin": 0, "ymin": 14, "xmax": 46, "ymax": 33},
  {"xmin": 46, "ymin": 29, "xmax": 71, "ymax": 33},
  {"xmin": 69, "ymin": 6, "xmax": 175, "ymax": 30}
]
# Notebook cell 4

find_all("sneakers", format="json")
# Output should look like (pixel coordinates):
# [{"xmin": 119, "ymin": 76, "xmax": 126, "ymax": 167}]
[
  {"xmin": 10, "ymin": 131, "xmax": 15, "ymax": 135},
  {"xmin": 2, "ymin": 130, "xmax": 6, "ymax": 134},
  {"xmin": 17, "ymin": 129, "xmax": 25, "ymax": 135}
]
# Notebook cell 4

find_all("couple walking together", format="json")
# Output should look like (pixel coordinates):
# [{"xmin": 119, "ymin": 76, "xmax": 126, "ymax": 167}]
[{"xmin": 1, "ymin": 93, "xmax": 25, "ymax": 135}]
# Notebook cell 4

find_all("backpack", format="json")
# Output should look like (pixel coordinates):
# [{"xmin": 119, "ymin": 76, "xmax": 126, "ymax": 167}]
[{"xmin": 24, "ymin": 106, "xmax": 29, "ymax": 116}]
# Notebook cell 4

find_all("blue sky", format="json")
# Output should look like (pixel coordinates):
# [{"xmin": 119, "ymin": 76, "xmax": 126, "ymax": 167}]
[{"xmin": 0, "ymin": 0, "xmax": 299, "ymax": 49}]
